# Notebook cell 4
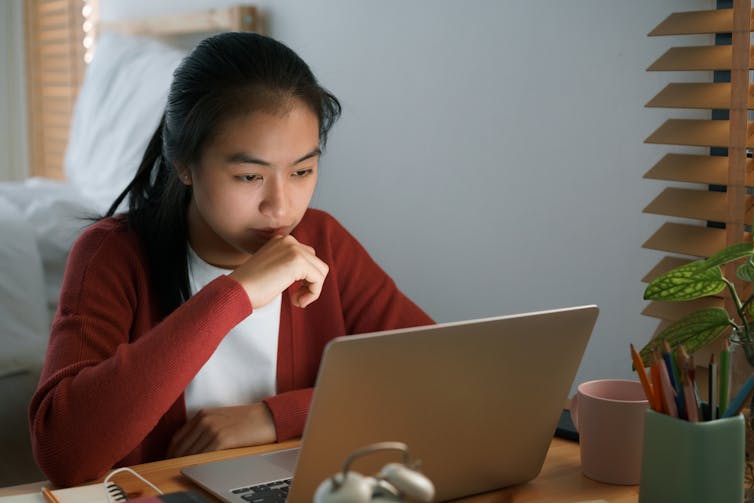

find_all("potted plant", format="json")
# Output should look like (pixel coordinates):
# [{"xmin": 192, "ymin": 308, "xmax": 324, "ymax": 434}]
[{"xmin": 641, "ymin": 237, "xmax": 754, "ymax": 499}]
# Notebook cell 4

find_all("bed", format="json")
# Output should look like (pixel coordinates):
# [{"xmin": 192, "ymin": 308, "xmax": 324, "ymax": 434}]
[{"xmin": 0, "ymin": 5, "xmax": 259, "ymax": 486}]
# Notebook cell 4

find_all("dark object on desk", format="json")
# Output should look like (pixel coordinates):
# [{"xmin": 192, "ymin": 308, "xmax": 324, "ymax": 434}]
[
  {"xmin": 554, "ymin": 409, "xmax": 579, "ymax": 442},
  {"xmin": 131, "ymin": 491, "xmax": 212, "ymax": 502}
]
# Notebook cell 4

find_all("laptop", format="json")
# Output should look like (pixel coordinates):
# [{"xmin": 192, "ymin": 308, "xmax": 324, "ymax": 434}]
[{"xmin": 182, "ymin": 305, "xmax": 598, "ymax": 502}]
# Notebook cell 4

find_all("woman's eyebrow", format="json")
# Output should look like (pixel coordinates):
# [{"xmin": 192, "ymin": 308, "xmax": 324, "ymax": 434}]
[
  {"xmin": 294, "ymin": 147, "xmax": 322, "ymax": 164},
  {"xmin": 226, "ymin": 147, "xmax": 321, "ymax": 166}
]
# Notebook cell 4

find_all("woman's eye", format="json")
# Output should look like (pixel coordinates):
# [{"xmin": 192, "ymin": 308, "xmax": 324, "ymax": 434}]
[
  {"xmin": 237, "ymin": 174, "xmax": 262, "ymax": 182},
  {"xmin": 293, "ymin": 168, "xmax": 314, "ymax": 177}
]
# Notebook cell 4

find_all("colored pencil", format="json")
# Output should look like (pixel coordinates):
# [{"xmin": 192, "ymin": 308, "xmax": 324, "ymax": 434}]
[
  {"xmin": 41, "ymin": 487, "xmax": 60, "ymax": 503},
  {"xmin": 657, "ymin": 358, "xmax": 679, "ymax": 418},
  {"xmin": 722, "ymin": 375, "xmax": 754, "ymax": 418},
  {"xmin": 630, "ymin": 344, "xmax": 658, "ymax": 411},
  {"xmin": 681, "ymin": 366, "xmax": 699, "ymax": 422},
  {"xmin": 663, "ymin": 341, "xmax": 685, "ymax": 419},
  {"xmin": 650, "ymin": 360, "xmax": 665, "ymax": 414}
]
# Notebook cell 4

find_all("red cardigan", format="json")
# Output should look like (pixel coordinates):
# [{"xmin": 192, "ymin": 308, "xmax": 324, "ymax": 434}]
[{"xmin": 29, "ymin": 209, "xmax": 433, "ymax": 487}]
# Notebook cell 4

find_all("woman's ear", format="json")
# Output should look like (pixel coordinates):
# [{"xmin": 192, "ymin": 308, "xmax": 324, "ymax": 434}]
[{"xmin": 175, "ymin": 164, "xmax": 192, "ymax": 186}]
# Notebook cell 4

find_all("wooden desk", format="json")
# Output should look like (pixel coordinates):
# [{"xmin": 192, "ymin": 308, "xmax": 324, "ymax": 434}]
[{"xmin": 0, "ymin": 438, "xmax": 639, "ymax": 502}]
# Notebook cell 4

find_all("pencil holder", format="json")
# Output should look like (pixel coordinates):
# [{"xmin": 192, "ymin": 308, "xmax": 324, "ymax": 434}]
[{"xmin": 639, "ymin": 409, "xmax": 744, "ymax": 503}]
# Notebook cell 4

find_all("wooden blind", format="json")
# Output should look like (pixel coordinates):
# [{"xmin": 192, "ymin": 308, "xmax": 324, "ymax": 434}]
[
  {"xmin": 643, "ymin": 2, "xmax": 753, "ymax": 343},
  {"xmin": 24, "ymin": 0, "xmax": 90, "ymax": 179}
]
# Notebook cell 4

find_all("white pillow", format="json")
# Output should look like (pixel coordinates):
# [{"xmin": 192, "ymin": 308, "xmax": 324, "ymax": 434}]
[
  {"xmin": 64, "ymin": 31, "xmax": 186, "ymax": 213},
  {"xmin": 0, "ymin": 196, "xmax": 49, "ymax": 377},
  {"xmin": 0, "ymin": 179, "xmax": 97, "ymax": 322}
]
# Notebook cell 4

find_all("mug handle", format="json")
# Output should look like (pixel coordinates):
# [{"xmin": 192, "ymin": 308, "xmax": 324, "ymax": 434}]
[{"xmin": 569, "ymin": 393, "xmax": 580, "ymax": 432}]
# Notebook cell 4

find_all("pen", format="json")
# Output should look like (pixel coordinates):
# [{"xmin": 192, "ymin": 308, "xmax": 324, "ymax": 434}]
[
  {"xmin": 722, "ymin": 375, "xmax": 754, "ymax": 418},
  {"xmin": 630, "ymin": 344, "xmax": 658, "ymax": 411},
  {"xmin": 41, "ymin": 487, "xmax": 60, "ymax": 503}
]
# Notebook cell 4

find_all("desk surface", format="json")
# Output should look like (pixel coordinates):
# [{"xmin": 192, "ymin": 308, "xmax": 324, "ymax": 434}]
[{"xmin": 0, "ymin": 437, "xmax": 639, "ymax": 502}]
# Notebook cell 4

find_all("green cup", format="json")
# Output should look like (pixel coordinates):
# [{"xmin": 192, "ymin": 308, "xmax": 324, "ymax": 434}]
[{"xmin": 639, "ymin": 409, "xmax": 744, "ymax": 503}]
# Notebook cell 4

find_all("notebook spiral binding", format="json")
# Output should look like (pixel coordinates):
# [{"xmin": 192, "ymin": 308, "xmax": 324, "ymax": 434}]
[
  {"xmin": 106, "ymin": 482, "xmax": 128, "ymax": 502},
  {"xmin": 104, "ymin": 466, "xmax": 163, "ymax": 502}
]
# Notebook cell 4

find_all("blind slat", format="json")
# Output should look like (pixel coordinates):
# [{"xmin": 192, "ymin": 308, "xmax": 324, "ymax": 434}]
[
  {"xmin": 642, "ymin": 153, "xmax": 753, "ymax": 186},
  {"xmin": 38, "ymin": 12, "xmax": 70, "ymax": 28},
  {"xmin": 42, "ymin": 114, "xmax": 73, "ymax": 128},
  {"xmin": 642, "ymin": 222, "xmax": 729, "ymax": 257},
  {"xmin": 40, "ymin": 44, "xmax": 80, "ymax": 56},
  {"xmin": 642, "ymin": 187, "xmax": 753, "ymax": 223},
  {"xmin": 647, "ymin": 46, "xmax": 735, "ymax": 71},
  {"xmin": 648, "ymin": 9, "xmax": 747, "ymax": 35},
  {"xmin": 41, "ymin": 88, "xmax": 78, "ymax": 98},
  {"xmin": 645, "ymin": 82, "xmax": 754, "ymax": 109},
  {"xmin": 644, "ymin": 119, "xmax": 754, "ymax": 148}
]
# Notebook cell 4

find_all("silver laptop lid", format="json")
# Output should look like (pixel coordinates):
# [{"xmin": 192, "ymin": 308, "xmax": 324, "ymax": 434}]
[{"xmin": 287, "ymin": 305, "xmax": 598, "ymax": 502}]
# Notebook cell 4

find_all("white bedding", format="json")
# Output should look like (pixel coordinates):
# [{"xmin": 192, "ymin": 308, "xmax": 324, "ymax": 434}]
[
  {"xmin": 0, "ymin": 195, "xmax": 48, "ymax": 376},
  {"xmin": 0, "ymin": 31, "xmax": 186, "ymax": 375}
]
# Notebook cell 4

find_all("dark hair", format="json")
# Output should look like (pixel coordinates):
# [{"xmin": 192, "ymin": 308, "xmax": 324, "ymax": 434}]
[{"xmin": 107, "ymin": 32, "xmax": 341, "ymax": 316}]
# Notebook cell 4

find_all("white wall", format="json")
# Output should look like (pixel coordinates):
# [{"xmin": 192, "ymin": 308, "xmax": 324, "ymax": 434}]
[
  {"xmin": 100, "ymin": 0, "xmax": 713, "ymax": 391},
  {"xmin": 0, "ymin": 0, "xmax": 29, "ymax": 181}
]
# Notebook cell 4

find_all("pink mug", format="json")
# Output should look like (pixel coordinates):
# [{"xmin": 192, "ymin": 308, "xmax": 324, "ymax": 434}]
[{"xmin": 570, "ymin": 379, "xmax": 649, "ymax": 485}]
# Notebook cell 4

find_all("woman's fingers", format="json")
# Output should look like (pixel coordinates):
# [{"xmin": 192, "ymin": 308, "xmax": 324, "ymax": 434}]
[
  {"xmin": 168, "ymin": 415, "xmax": 203, "ymax": 458},
  {"xmin": 229, "ymin": 235, "xmax": 329, "ymax": 309},
  {"xmin": 168, "ymin": 405, "xmax": 277, "ymax": 457}
]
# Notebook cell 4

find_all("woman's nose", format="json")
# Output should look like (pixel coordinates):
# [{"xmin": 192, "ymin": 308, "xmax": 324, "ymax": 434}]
[{"xmin": 259, "ymin": 178, "xmax": 287, "ymax": 218}]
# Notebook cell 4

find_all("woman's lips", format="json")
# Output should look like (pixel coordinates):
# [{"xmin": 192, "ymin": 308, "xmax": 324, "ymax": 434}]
[{"xmin": 254, "ymin": 227, "xmax": 289, "ymax": 239}]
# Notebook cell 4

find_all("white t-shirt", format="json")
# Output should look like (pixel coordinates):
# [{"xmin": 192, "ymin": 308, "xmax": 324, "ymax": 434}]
[{"xmin": 184, "ymin": 245, "xmax": 280, "ymax": 418}]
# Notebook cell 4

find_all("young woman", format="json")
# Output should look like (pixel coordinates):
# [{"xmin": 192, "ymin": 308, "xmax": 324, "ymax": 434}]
[{"xmin": 29, "ymin": 32, "xmax": 432, "ymax": 487}]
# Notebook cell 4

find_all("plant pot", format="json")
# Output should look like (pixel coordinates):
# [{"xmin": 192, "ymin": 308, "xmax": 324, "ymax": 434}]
[{"xmin": 730, "ymin": 333, "xmax": 754, "ymax": 502}]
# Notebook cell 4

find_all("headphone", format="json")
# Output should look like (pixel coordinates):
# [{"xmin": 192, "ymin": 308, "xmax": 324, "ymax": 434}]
[{"xmin": 313, "ymin": 442, "xmax": 435, "ymax": 503}]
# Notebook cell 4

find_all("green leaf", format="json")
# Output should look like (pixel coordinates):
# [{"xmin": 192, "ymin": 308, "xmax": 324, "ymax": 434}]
[
  {"xmin": 703, "ymin": 242, "xmax": 754, "ymax": 269},
  {"xmin": 643, "ymin": 264, "xmax": 726, "ymax": 301},
  {"xmin": 639, "ymin": 308, "xmax": 731, "ymax": 365},
  {"xmin": 737, "ymin": 257, "xmax": 754, "ymax": 283}
]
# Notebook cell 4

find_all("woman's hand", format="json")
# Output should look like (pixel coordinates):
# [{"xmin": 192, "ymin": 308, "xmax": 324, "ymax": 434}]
[
  {"xmin": 229, "ymin": 235, "xmax": 329, "ymax": 309},
  {"xmin": 167, "ymin": 403, "xmax": 277, "ymax": 458}
]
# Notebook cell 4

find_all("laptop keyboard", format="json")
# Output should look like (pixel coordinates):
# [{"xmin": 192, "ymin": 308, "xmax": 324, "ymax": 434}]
[{"xmin": 231, "ymin": 478, "xmax": 292, "ymax": 502}]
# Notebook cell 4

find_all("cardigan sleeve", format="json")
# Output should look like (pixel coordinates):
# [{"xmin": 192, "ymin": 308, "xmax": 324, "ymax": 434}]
[
  {"xmin": 263, "ymin": 388, "xmax": 314, "ymax": 442},
  {"xmin": 29, "ymin": 222, "xmax": 252, "ymax": 487}
]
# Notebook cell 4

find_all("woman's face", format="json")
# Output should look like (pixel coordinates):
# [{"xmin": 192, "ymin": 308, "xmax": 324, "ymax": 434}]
[{"xmin": 185, "ymin": 99, "xmax": 321, "ymax": 268}]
